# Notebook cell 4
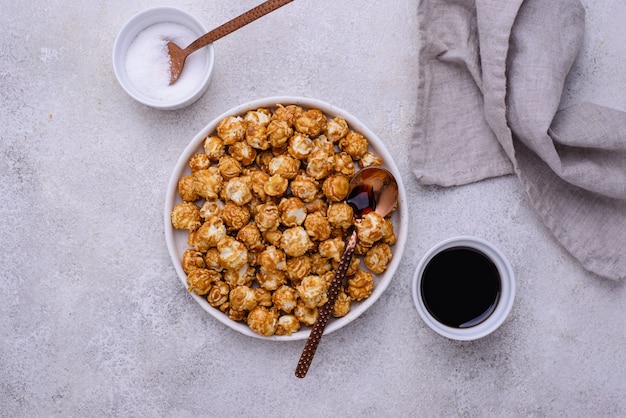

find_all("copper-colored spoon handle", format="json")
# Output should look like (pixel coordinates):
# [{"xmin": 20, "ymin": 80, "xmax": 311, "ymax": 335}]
[
  {"xmin": 295, "ymin": 229, "xmax": 359, "ymax": 378},
  {"xmin": 184, "ymin": 0, "xmax": 294, "ymax": 54}
]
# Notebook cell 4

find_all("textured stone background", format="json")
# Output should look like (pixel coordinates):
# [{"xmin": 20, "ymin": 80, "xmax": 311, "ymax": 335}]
[{"xmin": 1, "ymin": 0, "xmax": 624, "ymax": 416}]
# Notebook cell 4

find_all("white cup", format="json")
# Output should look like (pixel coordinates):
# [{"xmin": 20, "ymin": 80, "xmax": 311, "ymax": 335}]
[{"xmin": 411, "ymin": 236, "xmax": 515, "ymax": 341}]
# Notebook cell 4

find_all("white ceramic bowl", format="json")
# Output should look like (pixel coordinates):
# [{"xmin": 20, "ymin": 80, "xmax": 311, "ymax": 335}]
[
  {"xmin": 164, "ymin": 96, "xmax": 408, "ymax": 340},
  {"xmin": 412, "ymin": 236, "xmax": 515, "ymax": 341},
  {"xmin": 112, "ymin": 7, "xmax": 214, "ymax": 110}
]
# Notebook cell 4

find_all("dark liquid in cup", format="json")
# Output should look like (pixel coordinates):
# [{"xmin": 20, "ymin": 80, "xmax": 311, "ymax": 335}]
[{"xmin": 421, "ymin": 247, "xmax": 501, "ymax": 328}]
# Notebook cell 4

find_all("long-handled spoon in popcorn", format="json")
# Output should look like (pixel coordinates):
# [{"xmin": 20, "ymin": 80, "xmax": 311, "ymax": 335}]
[
  {"xmin": 167, "ymin": 0, "xmax": 294, "ymax": 85},
  {"xmin": 295, "ymin": 167, "xmax": 398, "ymax": 378}
]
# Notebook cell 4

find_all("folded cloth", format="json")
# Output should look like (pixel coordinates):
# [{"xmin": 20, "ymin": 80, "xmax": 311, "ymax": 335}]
[{"xmin": 413, "ymin": 0, "xmax": 626, "ymax": 281}]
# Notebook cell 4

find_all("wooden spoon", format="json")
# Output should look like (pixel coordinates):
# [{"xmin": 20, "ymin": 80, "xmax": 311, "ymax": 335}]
[{"xmin": 167, "ymin": 0, "xmax": 294, "ymax": 85}]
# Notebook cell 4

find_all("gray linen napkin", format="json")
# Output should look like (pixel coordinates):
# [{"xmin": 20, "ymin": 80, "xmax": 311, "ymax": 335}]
[{"xmin": 412, "ymin": 0, "xmax": 626, "ymax": 281}]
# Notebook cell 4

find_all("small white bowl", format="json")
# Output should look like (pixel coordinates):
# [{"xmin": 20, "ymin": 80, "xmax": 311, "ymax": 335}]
[
  {"xmin": 112, "ymin": 7, "xmax": 214, "ymax": 110},
  {"xmin": 412, "ymin": 236, "xmax": 515, "ymax": 341}
]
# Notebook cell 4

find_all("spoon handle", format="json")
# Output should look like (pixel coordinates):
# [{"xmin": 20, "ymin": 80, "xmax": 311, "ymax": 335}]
[
  {"xmin": 295, "ymin": 229, "xmax": 359, "ymax": 378},
  {"xmin": 185, "ymin": 0, "xmax": 295, "ymax": 54}
]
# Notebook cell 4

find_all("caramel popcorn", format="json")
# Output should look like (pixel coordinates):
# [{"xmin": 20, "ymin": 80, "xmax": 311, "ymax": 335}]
[
  {"xmin": 333, "ymin": 152, "xmax": 356, "ymax": 177},
  {"xmin": 272, "ymin": 104, "xmax": 302, "ymax": 126},
  {"xmin": 246, "ymin": 306, "xmax": 279, "ymax": 337},
  {"xmin": 305, "ymin": 198, "xmax": 328, "ymax": 215},
  {"xmin": 255, "ymin": 150, "xmax": 274, "ymax": 172},
  {"xmin": 236, "ymin": 223, "xmax": 265, "ymax": 252},
  {"xmin": 204, "ymin": 248, "xmax": 222, "ymax": 272},
  {"xmin": 267, "ymin": 119, "xmax": 293, "ymax": 148},
  {"xmin": 219, "ymin": 302, "xmax": 246, "ymax": 322},
  {"xmin": 187, "ymin": 268, "xmax": 220, "ymax": 295},
  {"xmin": 294, "ymin": 108, "xmax": 327, "ymax": 137},
  {"xmin": 181, "ymin": 249, "xmax": 206, "ymax": 274},
  {"xmin": 325, "ymin": 117, "xmax": 349, "ymax": 143},
  {"xmin": 290, "ymin": 174, "xmax": 319, "ymax": 203},
  {"xmin": 217, "ymin": 155, "xmax": 243, "ymax": 180},
  {"xmin": 223, "ymin": 264, "xmax": 255, "ymax": 287},
  {"xmin": 296, "ymin": 275, "xmax": 329, "ymax": 308},
  {"xmin": 268, "ymin": 154, "xmax": 300, "ymax": 179},
  {"xmin": 318, "ymin": 236, "xmax": 345, "ymax": 262},
  {"xmin": 306, "ymin": 150, "xmax": 334, "ymax": 180},
  {"xmin": 281, "ymin": 226, "xmax": 314, "ymax": 257},
  {"xmin": 203, "ymin": 135, "xmax": 225, "ymax": 161},
  {"xmin": 294, "ymin": 299, "xmax": 318, "ymax": 326},
  {"xmin": 258, "ymin": 245, "xmax": 287, "ymax": 273},
  {"xmin": 230, "ymin": 285, "xmax": 258, "ymax": 312},
  {"xmin": 222, "ymin": 176, "xmax": 253, "ymax": 206},
  {"xmin": 199, "ymin": 199, "xmax": 224, "ymax": 220},
  {"xmin": 359, "ymin": 151, "xmax": 383, "ymax": 168},
  {"xmin": 286, "ymin": 255, "xmax": 312, "ymax": 282},
  {"xmin": 246, "ymin": 168, "xmax": 270, "ymax": 200},
  {"xmin": 355, "ymin": 211, "xmax": 385, "ymax": 246},
  {"xmin": 189, "ymin": 153, "xmax": 211, "ymax": 172},
  {"xmin": 262, "ymin": 229, "xmax": 283, "ymax": 247},
  {"xmin": 275, "ymin": 314, "xmax": 301, "ymax": 336},
  {"xmin": 322, "ymin": 175, "xmax": 350, "ymax": 202},
  {"xmin": 320, "ymin": 271, "xmax": 335, "ymax": 287},
  {"xmin": 193, "ymin": 167, "xmax": 223, "ymax": 200},
  {"xmin": 272, "ymin": 285, "xmax": 298, "ymax": 313},
  {"xmin": 264, "ymin": 175, "xmax": 289, "ymax": 197},
  {"xmin": 278, "ymin": 197, "xmax": 307, "ymax": 227},
  {"xmin": 245, "ymin": 123, "xmax": 270, "ymax": 150},
  {"xmin": 171, "ymin": 104, "xmax": 397, "ymax": 337},
  {"xmin": 195, "ymin": 215, "xmax": 227, "ymax": 249},
  {"xmin": 254, "ymin": 201, "xmax": 281, "ymax": 231},
  {"xmin": 339, "ymin": 131, "xmax": 369, "ymax": 160},
  {"xmin": 256, "ymin": 268, "xmax": 287, "ymax": 291},
  {"xmin": 244, "ymin": 108, "xmax": 272, "ymax": 126},
  {"xmin": 207, "ymin": 281, "xmax": 230, "ymax": 307},
  {"xmin": 228, "ymin": 141, "xmax": 257, "ymax": 166},
  {"xmin": 255, "ymin": 289, "xmax": 272, "ymax": 308},
  {"xmin": 178, "ymin": 175, "xmax": 198, "ymax": 202},
  {"xmin": 381, "ymin": 218, "xmax": 397, "ymax": 245},
  {"xmin": 216, "ymin": 115, "xmax": 246, "ymax": 145},
  {"xmin": 310, "ymin": 252, "xmax": 332, "ymax": 275},
  {"xmin": 217, "ymin": 236, "xmax": 248, "ymax": 270},
  {"xmin": 364, "ymin": 242, "xmax": 393, "ymax": 274},
  {"xmin": 332, "ymin": 287, "xmax": 351, "ymax": 318},
  {"xmin": 312, "ymin": 136, "xmax": 335, "ymax": 156},
  {"xmin": 171, "ymin": 201, "xmax": 201, "ymax": 232},
  {"xmin": 348, "ymin": 269, "xmax": 374, "ymax": 301},
  {"xmin": 221, "ymin": 201, "xmax": 250, "ymax": 231},
  {"xmin": 354, "ymin": 239, "xmax": 373, "ymax": 257},
  {"xmin": 304, "ymin": 212, "xmax": 331, "ymax": 242},
  {"xmin": 288, "ymin": 132, "xmax": 314, "ymax": 160},
  {"xmin": 327, "ymin": 202, "xmax": 354, "ymax": 230}
]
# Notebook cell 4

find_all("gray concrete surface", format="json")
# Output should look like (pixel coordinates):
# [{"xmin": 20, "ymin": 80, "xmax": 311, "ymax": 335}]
[{"xmin": 1, "ymin": 0, "xmax": 625, "ymax": 416}]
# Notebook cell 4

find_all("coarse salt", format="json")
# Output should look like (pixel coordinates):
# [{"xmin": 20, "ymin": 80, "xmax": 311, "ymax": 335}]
[{"xmin": 125, "ymin": 22, "xmax": 207, "ymax": 102}]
